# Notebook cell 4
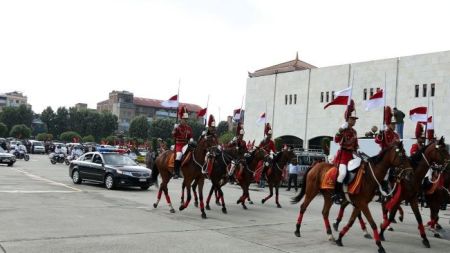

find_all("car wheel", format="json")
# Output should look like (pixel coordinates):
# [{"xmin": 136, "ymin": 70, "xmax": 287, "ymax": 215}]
[
  {"xmin": 65, "ymin": 159, "xmax": 70, "ymax": 165},
  {"xmin": 105, "ymin": 174, "xmax": 115, "ymax": 190},
  {"xmin": 72, "ymin": 170, "xmax": 82, "ymax": 184},
  {"xmin": 24, "ymin": 155, "xmax": 30, "ymax": 161},
  {"xmin": 50, "ymin": 159, "xmax": 56, "ymax": 164},
  {"xmin": 7, "ymin": 162, "xmax": 14, "ymax": 167},
  {"xmin": 140, "ymin": 185, "xmax": 150, "ymax": 190}
]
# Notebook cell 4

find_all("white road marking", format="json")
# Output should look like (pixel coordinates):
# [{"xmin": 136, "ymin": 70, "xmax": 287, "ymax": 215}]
[
  {"xmin": 11, "ymin": 168, "xmax": 82, "ymax": 192},
  {"xmin": 0, "ymin": 190, "xmax": 78, "ymax": 193}
]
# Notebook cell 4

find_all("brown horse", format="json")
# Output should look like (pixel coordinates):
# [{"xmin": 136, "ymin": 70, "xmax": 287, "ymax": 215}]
[
  {"xmin": 291, "ymin": 142, "xmax": 408, "ymax": 253},
  {"xmin": 151, "ymin": 135, "xmax": 216, "ymax": 217},
  {"xmin": 261, "ymin": 147, "xmax": 295, "ymax": 208}
]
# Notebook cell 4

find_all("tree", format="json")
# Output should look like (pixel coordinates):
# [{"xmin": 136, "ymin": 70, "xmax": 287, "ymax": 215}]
[
  {"xmin": 9, "ymin": 124, "xmax": 32, "ymax": 139},
  {"xmin": 149, "ymin": 118, "xmax": 175, "ymax": 141},
  {"xmin": 187, "ymin": 119, "xmax": 205, "ymax": 140},
  {"xmin": 36, "ymin": 133, "xmax": 53, "ymax": 141},
  {"xmin": 219, "ymin": 131, "xmax": 234, "ymax": 144},
  {"xmin": 0, "ymin": 105, "xmax": 33, "ymax": 129},
  {"xmin": 82, "ymin": 135, "xmax": 95, "ymax": 143},
  {"xmin": 0, "ymin": 123, "xmax": 7, "ymax": 137},
  {"xmin": 54, "ymin": 107, "xmax": 69, "ymax": 137},
  {"xmin": 129, "ymin": 116, "xmax": 149, "ymax": 139},
  {"xmin": 59, "ymin": 131, "xmax": 81, "ymax": 143},
  {"xmin": 216, "ymin": 121, "xmax": 229, "ymax": 137},
  {"xmin": 41, "ymin": 107, "xmax": 56, "ymax": 136}
]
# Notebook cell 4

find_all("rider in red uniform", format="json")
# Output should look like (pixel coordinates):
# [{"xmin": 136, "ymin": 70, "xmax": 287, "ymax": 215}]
[
  {"xmin": 227, "ymin": 123, "xmax": 247, "ymax": 180},
  {"xmin": 259, "ymin": 123, "xmax": 276, "ymax": 177},
  {"xmin": 333, "ymin": 110, "xmax": 359, "ymax": 204},
  {"xmin": 172, "ymin": 106, "xmax": 193, "ymax": 179},
  {"xmin": 375, "ymin": 120, "xmax": 400, "ymax": 150}
]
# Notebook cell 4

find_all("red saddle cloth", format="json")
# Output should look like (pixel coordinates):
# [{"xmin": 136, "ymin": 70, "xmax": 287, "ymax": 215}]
[
  {"xmin": 207, "ymin": 157, "xmax": 214, "ymax": 177},
  {"xmin": 166, "ymin": 151, "xmax": 192, "ymax": 171},
  {"xmin": 254, "ymin": 161, "xmax": 271, "ymax": 182},
  {"xmin": 320, "ymin": 166, "xmax": 365, "ymax": 194}
]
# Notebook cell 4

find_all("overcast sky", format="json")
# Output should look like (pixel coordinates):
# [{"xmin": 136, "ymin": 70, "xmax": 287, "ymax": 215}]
[{"xmin": 1, "ymin": 0, "xmax": 450, "ymax": 121}]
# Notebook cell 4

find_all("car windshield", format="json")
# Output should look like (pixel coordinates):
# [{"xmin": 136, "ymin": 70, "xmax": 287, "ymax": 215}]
[
  {"xmin": 34, "ymin": 142, "xmax": 43, "ymax": 146},
  {"xmin": 103, "ymin": 153, "xmax": 137, "ymax": 166}
]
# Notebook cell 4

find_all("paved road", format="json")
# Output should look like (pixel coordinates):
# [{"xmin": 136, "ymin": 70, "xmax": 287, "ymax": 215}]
[{"xmin": 0, "ymin": 155, "xmax": 449, "ymax": 253}]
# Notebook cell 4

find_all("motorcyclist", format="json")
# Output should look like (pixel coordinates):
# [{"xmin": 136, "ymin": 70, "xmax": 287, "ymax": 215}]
[{"xmin": 70, "ymin": 145, "xmax": 83, "ymax": 159}]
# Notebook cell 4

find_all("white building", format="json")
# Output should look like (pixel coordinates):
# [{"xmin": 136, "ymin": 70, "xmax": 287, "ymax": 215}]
[
  {"xmin": 244, "ymin": 51, "xmax": 450, "ymax": 150},
  {"xmin": 0, "ymin": 91, "xmax": 31, "ymax": 112}
]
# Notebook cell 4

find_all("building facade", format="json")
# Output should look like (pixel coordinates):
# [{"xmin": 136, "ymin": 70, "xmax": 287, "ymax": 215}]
[
  {"xmin": 244, "ymin": 51, "xmax": 450, "ymax": 149},
  {"xmin": 97, "ymin": 90, "xmax": 202, "ymax": 131},
  {"xmin": 0, "ymin": 91, "xmax": 30, "ymax": 112}
]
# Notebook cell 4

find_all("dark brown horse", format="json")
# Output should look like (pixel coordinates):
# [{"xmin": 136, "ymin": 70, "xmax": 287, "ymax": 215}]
[
  {"xmin": 291, "ymin": 142, "xmax": 408, "ymax": 253},
  {"xmin": 261, "ymin": 147, "xmax": 295, "ymax": 208},
  {"xmin": 151, "ymin": 135, "xmax": 216, "ymax": 217}
]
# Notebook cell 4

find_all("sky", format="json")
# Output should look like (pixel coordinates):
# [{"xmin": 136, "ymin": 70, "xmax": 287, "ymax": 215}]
[{"xmin": 1, "ymin": 0, "xmax": 450, "ymax": 121}]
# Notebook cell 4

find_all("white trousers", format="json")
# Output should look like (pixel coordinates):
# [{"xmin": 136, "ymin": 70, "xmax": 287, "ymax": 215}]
[
  {"xmin": 337, "ymin": 164, "xmax": 347, "ymax": 183},
  {"xmin": 176, "ymin": 152, "xmax": 182, "ymax": 160}
]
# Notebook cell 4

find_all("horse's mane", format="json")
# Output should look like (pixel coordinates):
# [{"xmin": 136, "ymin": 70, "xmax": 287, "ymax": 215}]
[
  {"xmin": 408, "ymin": 143, "xmax": 431, "ymax": 168},
  {"xmin": 368, "ymin": 145, "xmax": 394, "ymax": 164}
]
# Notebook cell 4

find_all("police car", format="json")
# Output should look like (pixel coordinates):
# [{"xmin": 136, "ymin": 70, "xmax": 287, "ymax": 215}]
[{"xmin": 69, "ymin": 148, "xmax": 153, "ymax": 190}]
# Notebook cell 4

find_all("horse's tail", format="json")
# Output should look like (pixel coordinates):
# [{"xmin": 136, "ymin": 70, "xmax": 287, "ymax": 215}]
[{"xmin": 291, "ymin": 165, "xmax": 313, "ymax": 204}]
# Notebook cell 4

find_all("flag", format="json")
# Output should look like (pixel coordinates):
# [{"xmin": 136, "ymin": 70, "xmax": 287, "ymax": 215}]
[
  {"xmin": 365, "ymin": 89, "xmax": 384, "ymax": 111},
  {"xmin": 409, "ymin": 107, "xmax": 427, "ymax": 122},
  {"xmin": 197, "ymin": 107, "xmax": 207, "ymax": 118},
  {"xmin": 324, "ymin": 86, "xmax": 352, "ymax": 109},
  {"xmin": 233, "ymin": 109, "xmax": 242, "ymax": 121},
  {"xmin": 420, "ymin": 116, "xmax": 434, "ymax": 129},
  {"xmin": 256, "ymin": 112, "xmax": 266, "ymax": 125},
  {"xmin": 161, "ymin": 95, "xmax": 179, "ymax": 108}
]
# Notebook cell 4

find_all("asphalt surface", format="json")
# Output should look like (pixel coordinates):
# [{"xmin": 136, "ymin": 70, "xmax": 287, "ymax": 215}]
[{"xmin": 0, "ymin": 155, "xmax": 449, "ymax": 253}]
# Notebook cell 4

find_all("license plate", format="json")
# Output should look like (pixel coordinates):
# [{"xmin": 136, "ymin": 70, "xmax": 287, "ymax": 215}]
[
  {"xmin": 3, "ymin": 159, "xmax": 9, "ymax": 162},
  {"xmin": 139, "ymin": 178, "xmax": 147, "ymax": 182}
]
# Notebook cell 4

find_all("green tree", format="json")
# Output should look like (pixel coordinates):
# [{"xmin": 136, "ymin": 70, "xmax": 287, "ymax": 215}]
[
  {"xmin": 219, "ymin": 131, "xmax": 234, "ymax": 144},
  {"xmin": 187, "ymin": 119, "xmax": 205, "ymax": 140},
  {"xmin": 105, "ymin": 135, "xmax": 118, "ymax": 145},
  {"xmin": 41, "ymin": 107, "xmax": 56, "ymax": 136},
  {"xmin": 99, "ymin": 112, "xmax": 118, "ymax": 138},
  {"xmin": 36, "ymin": 133, "xmax": 53, "ymax": 141},
  {"xmin": 216, "ymin": 121, "xmax": 229, "ymax": 137},
  {"xmin": 59, "ymin": 131, "xmax": 81, "ymax": 143},
  {"xmin": 0, "ymin": 105, "xmax": 33, "ymax": 129},
  {"xmin": 82, "ymin": 135, "xmax": 95, "ymax": 143},
  {"xmin": 149, "ymin": 118, "xmax": 175, "ymax": 141},
  {"xmin": 129, "ymin": 116, "xmax": 149, "ymax": 139},
  {"xmin": 0, "ymin": 123, "xmax": 8, "ymax": 137},
  {"xmin": 54, "ymin": 107, "xmax": 69, "ymax": 137},
  {"xmin": 9, "ymin": 124, "xmax": 32, "ymax": 139}
]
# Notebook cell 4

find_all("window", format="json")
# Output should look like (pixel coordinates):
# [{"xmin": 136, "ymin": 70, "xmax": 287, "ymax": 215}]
[
  {"xmin": 285, "ymin": 95, "xmax": 288, "ymax": 105},
  {"xmin": 363, "ymin": 88, "xmax": 367, "ymax": 100},
  {"xmin": 431, "ymin": 83, "xmax": 435, "ymax": 97},
  {"xmin": 370, "ymin": 88, "xmax": 374, "ymax": 97},
  {"xmin": 294, "ymin": 94, "xmax": 297, "ymax": 104},
  {"xmin": 423, "ymin": 84, "xmax": 427, "ymax": 97},
  {"xmin": 415, "ymin": 84, "xmax": 419, "ymax": 97},
  {"xmin": 332, "ymin": 91, "xmax": 335, "ymax": 100},
  {"xmin": 321, "ymin": 92, "xmax": 324, "ymax": 103},
  {"xmin": 326, "ymin": 91, "xmax": 329, "ymax": 102},
  {"xmin": 289, "ymin": 95, "xmax": 292, "ymax": 104}
]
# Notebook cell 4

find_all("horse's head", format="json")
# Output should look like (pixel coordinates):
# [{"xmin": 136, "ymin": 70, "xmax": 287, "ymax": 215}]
[
  {"xmin": 197, "ymin": 134, "xmax": 218, "ymax": 153},
  {"xmin": 276, "ymin": 145, "xmax": 296, "ymax": 164},
  {"xmin": 372, "ymin": 141, "xmax": 407, "ymax": 169},
  {"xmin": 424, "ymin": 136, "xmax": 449, "ymax": 169}
]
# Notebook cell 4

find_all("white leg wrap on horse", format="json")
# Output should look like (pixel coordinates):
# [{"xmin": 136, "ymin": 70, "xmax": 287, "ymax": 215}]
[
  {"xmin": 337, "ymin": 164, "xmax": 347, "ymax": 183},
  {"xmin": 176, "ymin": 152, "xmax": 182, "ymax": 160}
]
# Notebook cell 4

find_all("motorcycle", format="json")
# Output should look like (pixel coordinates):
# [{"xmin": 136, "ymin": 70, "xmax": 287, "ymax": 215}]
[
  {"xmin": 65, "ymin": 154, "xmax": 80, "ymax": 165},
  {"xmin": 50, "ymin": 153, "xmax": 66, "ymax": 164},
  {"xmin": 13, "ymin": 150, "xmax": 30, "ymax": 161}
]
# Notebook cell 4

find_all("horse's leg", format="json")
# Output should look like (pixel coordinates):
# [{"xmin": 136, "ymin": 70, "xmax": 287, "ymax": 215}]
[
  {"xmin": 262, "ymin": 183, "xmax": 274, "ymax": 204},
  {"xmin": 428, "ymin": 195, "xmax": 441, "ymax": 238},
  {"xmin": 192, "ymin": 180, "xmax": 199, "ymax": 208},
  {"xmin": 321, "ymin": 191, "xmax": 335, "ymax": 241},
  {"xmin": 205, "ymin": 185, "xmax": 214, "ymax": 210},
  {"xmin": 219, "ymin": 187, "xmax": 227, "ymax": 214},
  {"xmin": 181, "ymin": 181, "xmax": 185, "ymax": 205},
  {"xmin": 198, "ymin": 178, "xmax": 207, "ymax": 219},
  {"xmin": 179, "ymin": 179, "xmax": 192, "ymax": 211},
  {"xmin": 333, "ymin": 202, "xmax": 348, "ymax": 231},
  {"xmin": 409, "ymin": 198, "xmax": 430, "ymax": 248},
  {"xmin": 153, "ymin": 187, "xmax": 163, "ymax": 208},
  {"xmin": 335, "ymin": 206, "xmax": 360, "ymax": 246},
  {"xmin": 398, "ymin": 205, "xmax": 404, "ymax": 222},
  {"xmin": 215, "ymin": 189, "xmax": 221, "ymax": 206},
  {"xmin": 294, "ymin": 188, "xmax": 320, "ymax": 237},
  {"xmin": 163, "ymin": 187, "xmax": 175, "ymax": 213},
  {"xmin": 275, "ymin": 184, "xmax": 282, "ymax": 208},
  {"xmin": 357, "ymin": 213, "xmax": 372, "ymax": 239},
  {"xmin": 359, "ymin": 204, "xmax": 386, "ymax": 253},
  {"xmin": 241, "ymin": 184, "xmax": 250, "ymax": 210}
]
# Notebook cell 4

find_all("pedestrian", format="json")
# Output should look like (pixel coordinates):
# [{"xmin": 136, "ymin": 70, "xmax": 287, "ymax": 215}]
[
  {"xmin": 286, "ymin": 158, "xmax": 299, "ymax": 191},
  {"xmin": 393, "ymin": 107, "xmax": 405, "ymax": 139}
]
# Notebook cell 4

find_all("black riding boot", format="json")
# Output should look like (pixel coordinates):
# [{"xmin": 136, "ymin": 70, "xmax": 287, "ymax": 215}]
[
  {"xmin": 174, "ymin": 160, "xmax": 181, "ymax": 179},
  {"xmin": 333, "ymin": 182, "xmax": 344, "ymax": 204}
]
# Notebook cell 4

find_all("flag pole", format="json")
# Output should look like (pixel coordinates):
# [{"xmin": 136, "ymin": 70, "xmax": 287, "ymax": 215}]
[
  {"xmin": 204, "ymin": 94, "xmax": 210, "ymax": 126},
  {"xmin": 264, "ymin": 101, "xmax": 268, "ymax": 139},
  {"xmin": 382, "ymin": 72, "xmax": 387, "ymax": 131},
  {"xmin": 425, "ymin": 85, "xmax": 430, "ymax": 145},
  {"xmin": 176, "ymin": 78, "xmax": 181, "ymax": 123}
]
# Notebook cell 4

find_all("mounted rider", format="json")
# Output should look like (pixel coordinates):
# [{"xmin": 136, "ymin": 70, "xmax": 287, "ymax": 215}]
[
  {"xmin": 332, "ymin": 106, "xmax": 359, "ymax": 204},
  {"xmin": 259, "ymin": 123, "xmax": 276, "ymax": 177},
  {"xmin": 202, "ymin": 115, "xmax": 217, "ymax": 139},
  {"xmin": 410, "ymin": 122, "xmax": 425, "ymax": 155},
  {"xmin": 227, "ymin": 123, "xmax": 248, "ymax": 179},
  {"xmin": 172, "ymin": 106, "xmax": 193, "ymax": 179}
]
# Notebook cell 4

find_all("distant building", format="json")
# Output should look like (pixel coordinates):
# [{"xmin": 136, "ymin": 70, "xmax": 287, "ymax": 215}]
[
  {"xmin": 0, "ymin": 91, "xmax": 31, "ymax": 112},
  {"xmin": 74, "ymin": 103, "xmax": 88, "ymax": 110},
  {"xmin": 97, "ymin": 90, "xmax": 202, "ymax": 131}
]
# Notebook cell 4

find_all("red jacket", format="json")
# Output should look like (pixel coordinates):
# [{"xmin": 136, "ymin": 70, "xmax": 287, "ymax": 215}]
[
  {"xmin": 375, "ymin": 128, "xmax": 399, "ymax": 150},
  {"xmin": 410, "ymin": 143, "xmax": 422, "ymax": 155},
  {"xmin": 173, "ymin": 124, "xmax": 193, "ymax": 145},
  {"xmin": 259, "ymin": 138, "xmax": 276, "ymax": 153},
  {"xmin": 335, "ymin": 127, "xmax": 358, "ymax": 151}
]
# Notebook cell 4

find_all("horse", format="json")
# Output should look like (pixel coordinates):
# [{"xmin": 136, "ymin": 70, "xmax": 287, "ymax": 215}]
[
  {"xmin": 151, "ymin": 134, "xmax": 216, "ymax": 217},
  {"xmin": 261, "ymin": 147, "xmax": 295, "ymax": 208},
  {"xmin": 291, "ymin": 142, "xmax": 409, "ymax": 253}
]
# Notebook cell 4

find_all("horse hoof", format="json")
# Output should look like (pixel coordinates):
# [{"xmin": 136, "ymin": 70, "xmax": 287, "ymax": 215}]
[
  {"xmin": 378, "ymin": 247, "xmax": 386, "ymax": 253},
  {"xmin": 179, "ymin": 206, "xmax": 185, "ymax": 211},
  {"xmin": 153, "ymin": 203, "xmax": 157, "ymax": 208},
  {"xmin": 379, "ymin": 233, "xmax": 385, "ymax": 241},
  {"xmin": 243, "ymin": 205, "xmax": 248, "ymax": 210},
  {"xmin": 364, "ymin": 233, "xmax": 372, "ymax": 239},
  {"xmin": 277, "ymin": 204, "xmax": 282, "ymax": 208},
  {"xmin": 222, "ymin": 208, "xmax": 227, "ymax": 214},
  {"xmin": 388, "ymin": 227, "xmax": 394, "ymax": 232},
  {"xmin": 335, "ymin": 238, "xmax": 343, "ymax": 247},
  {"xmin": 216, "ymin": 201, "xmax": 221, "ymax": 206},
  {"xmin": 261, "ymin": 199, "xmax": 265, "ymax": 204},
  {"xmin": 391, "ymin": 219, "xmax": 397, "ymax": 224},
  {"xmin": 206, "ymin": 205, "xmax": 211, "ymax": 210},
  {"xmin": 423, "ymin": 239, "xmax": 431, "ymax": 248},
  {"xmin": 170, "ymin": 208, "xmax": 175, "ymax": 213},
  {"xmin": 194, "ymin": 202, "xmax": 199, "ymax": 208},
  {"xmin": 436, "ymin": 224, "xmax": 442, "ymax": 230},
  {"xmin": 399, "ymin": 216, "xmax": 404, "ymax": 223},
  {"xmin": 434, "ymin": 233, "xmax": 441, "ymax": 238},
  {"xmin": 236, "ymin": 199, "xmax": 241, "ymax": 204},
  {"xmin": 328, "ymin": 235, "xmax": 335, "ymax": 242},
  {"xmin": 332, "ymin": 223, "xmax": 339, "ymax": 232},
  {"xmin": 249, "ymin": 201, "xmax": 254, "ymax": 205},
  {"xmin": 294, "ymin": 231, "xmax": 301, "ymax": 237},
  {"xmin": 201, "ymin": 213, "xmax": 207, "ymax": 219}
]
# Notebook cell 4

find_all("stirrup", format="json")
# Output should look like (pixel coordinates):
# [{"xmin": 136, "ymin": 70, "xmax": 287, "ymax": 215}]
[{"xmin": 332, "ymin": 194, "xmax": 343, "ymax": 205}]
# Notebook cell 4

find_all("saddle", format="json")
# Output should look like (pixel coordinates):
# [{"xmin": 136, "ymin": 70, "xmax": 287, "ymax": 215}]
[
  {"xmin": 321, "ymin": 160, "xmax": 366, "ymax": 195},
  {"xmin": 167, "ymin": 144, "xmax": 193, "ymax": 169}
]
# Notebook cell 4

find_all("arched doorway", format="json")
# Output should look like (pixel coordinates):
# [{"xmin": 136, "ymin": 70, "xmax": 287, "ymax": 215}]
[
  {"xmin": 308, "ymin": 136, "xmax": 333, "ymax": 154},
  {"xmin": 276, "ymin": 135, "xmax": 303, "ymax": 149}
]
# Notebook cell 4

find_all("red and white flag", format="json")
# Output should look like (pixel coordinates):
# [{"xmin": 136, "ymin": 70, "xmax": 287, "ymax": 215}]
[
  {"xmin": 197, "ymin": 108, "xmax": 207, "ymax": 118},
  {"xmin": 365, "ymin": 89, "xmax": 384, "ymax": 111},
  {"xmin": 324, "ymin": 86, "xmax": 352, "ymax": 109},
  {"xmin": 420, "ymin": 116, "xmax": 434, "ymax": 129},
  {"xmin": 233, "ymin": 109, "xmax": 242, "ymax": 121},
  {"xmin": 409, "ymin": 106, "xmax": 427, "ymax": 122},
  {"xmin": 256, "ymin": 112, "xmax": 266, "ymax": 125},
  {"xmin": 161, "ymin": 95, "xmax": 179, "ymax": 108}
]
